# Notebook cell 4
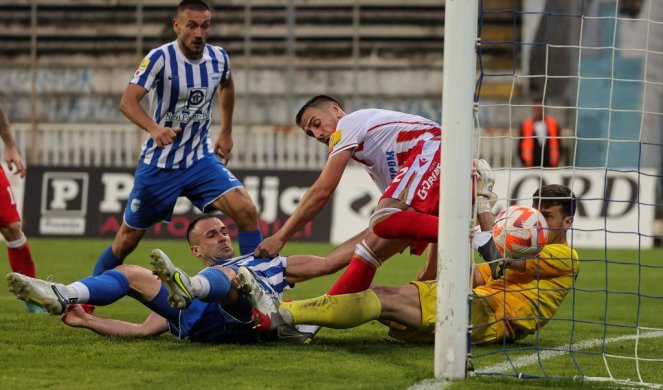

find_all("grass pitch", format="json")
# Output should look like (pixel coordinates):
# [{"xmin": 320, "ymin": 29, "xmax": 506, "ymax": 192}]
[{"xmin": 0, "ymin": 239, "xmax": 661, "ymax": 389}]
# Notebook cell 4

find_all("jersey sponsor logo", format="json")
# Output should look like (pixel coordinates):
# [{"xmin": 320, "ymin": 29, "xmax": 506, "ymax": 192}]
[
  {"xmin": 163, "ymin": 110, "xmax": 209, "ymax": 122},
  {"xmin": 135, "ymin": 58, "xmax": 150, "ymax": 77},
  {"xmin": 211, "ymin": 73, "xmax": 221, "ymax": 82},
  {"xmin": 328, "ymin": 130, "xmax": 342, "ymax": 151},
  {"xmin": 416, "ymin": 162, "xmax": 440, "ymax": 200},
  {"xmin": 385, "ymin": 151, "xmax": 398, "ymax": 179}
]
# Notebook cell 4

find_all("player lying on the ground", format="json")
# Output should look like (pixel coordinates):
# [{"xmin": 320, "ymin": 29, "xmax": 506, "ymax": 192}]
[
  {"xmin": 241, "ymin": 184, "xmax": 579, "ymax": 344},
  {"xmin": 6, "ymin": 216, "xmax": 357, "ymax": 344},
  {"xmin": 143, "ymin": 159, "xmax": 497, "ymax": 340}
]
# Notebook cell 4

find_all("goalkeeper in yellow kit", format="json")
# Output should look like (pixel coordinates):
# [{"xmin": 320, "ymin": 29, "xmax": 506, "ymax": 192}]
[{"xmin": 240, "ymin": 184, "xmax": 579, "ymax": 344}]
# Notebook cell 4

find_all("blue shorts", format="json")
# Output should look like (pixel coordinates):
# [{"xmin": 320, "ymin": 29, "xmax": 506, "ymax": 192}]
[
  {"xmin": 167, "ymin": 298, "xmax": 276, "ymax": 344},
  {"xmin": 124, "ymin": 154, "xmax": 242, "ymax": 229}
]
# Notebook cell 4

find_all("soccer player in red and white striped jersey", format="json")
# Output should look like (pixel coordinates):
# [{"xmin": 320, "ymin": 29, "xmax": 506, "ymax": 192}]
[{"xmin": 255, "ymin": 96, "xmax": 480, "ymax": 300}]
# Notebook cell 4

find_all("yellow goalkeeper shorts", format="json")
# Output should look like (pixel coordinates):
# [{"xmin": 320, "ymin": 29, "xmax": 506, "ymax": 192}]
[{"xmin": 409, "ymin": 280, "xmax": 513, "ymax": 345}]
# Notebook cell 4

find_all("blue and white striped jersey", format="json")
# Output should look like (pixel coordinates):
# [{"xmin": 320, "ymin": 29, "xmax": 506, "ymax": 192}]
[
  {"xmin": 130, "ymin": 40, "xmax": 231, "ymax": 169},
  {"xmin": 168, "ymin": 254, "xmax": 290, "ymax": 343},
  {"xmin": 212, "ymin": 254, "xmax": 291, "ymax": 298}
]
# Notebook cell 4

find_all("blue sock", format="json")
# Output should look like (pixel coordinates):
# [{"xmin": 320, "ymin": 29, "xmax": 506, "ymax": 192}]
[
  {"xmin": 198, "ymin": 268, "xmax": 232, "ymax": 303},
  {"xmin": 238, "ymin": 229, "xmax": 262, "ymax": 255},
  {"xmin": 79, "ymin": 270, "xmax": 129, "ymax": 306},
  {"xmin": 92, "ymin": 246, "xmax": 123, "ymax": 276},
  {"xmin": 145, "ymin": 284, "xmax": 180, "ymax": 323}
]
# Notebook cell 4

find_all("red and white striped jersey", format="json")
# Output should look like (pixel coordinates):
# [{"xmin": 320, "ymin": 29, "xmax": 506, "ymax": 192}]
[{"xmin": 328, "ymin": 108, "xmax": 441, "ymax": 191}]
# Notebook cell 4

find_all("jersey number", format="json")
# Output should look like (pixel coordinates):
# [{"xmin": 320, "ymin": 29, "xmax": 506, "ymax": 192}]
[{"xmin": 393, "ymin": 167, "xmax": 409, "ymax": 184}]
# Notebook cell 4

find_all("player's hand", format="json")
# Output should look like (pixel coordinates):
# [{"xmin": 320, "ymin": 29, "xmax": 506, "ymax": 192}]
[
  {"xmin": 149, "ymin": 126, "xmax": 181, "ymax": 148},
  {"xmin": 4, "ymin": 146, "xmax": 26, "ymax": 178},
  {"xmin": 473, "ymin": 158, "xmax": 497, "ymax": 214},
  {"xmin": 60, "ymin": 305, "xmax": 90, "ymax": 328},
  {"xmin": 489, "ymin": 258, "xmax": 507, "ymax": 280},
  {"xmin": 215, "ymin": 132, "xmax": 233, "ymax": 165},
  {"xmin": 254, "ymin": 235, "xmax": 285, "ymax": 258}
]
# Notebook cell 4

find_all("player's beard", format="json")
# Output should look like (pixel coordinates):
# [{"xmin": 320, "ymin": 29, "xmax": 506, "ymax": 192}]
[{"xmin": 184, "ymin": 38, "xmax": 205, "ymax": 58}]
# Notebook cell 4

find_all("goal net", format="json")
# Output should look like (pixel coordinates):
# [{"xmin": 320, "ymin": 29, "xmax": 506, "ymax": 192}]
[{"xmin": 438, "ymin": 0, "xmax": 663, "ymax": 387}]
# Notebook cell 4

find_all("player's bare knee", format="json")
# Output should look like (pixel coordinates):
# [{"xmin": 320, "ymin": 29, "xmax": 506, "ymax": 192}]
[
  {"xmin": 373, "ymin": 285, "xmax": 418, "ymax": 318},
  {"xmin": 373, "ymin": 286, "xmax": 399, "ymax": 300},
  {"xmin": 0, "ymin": 221, "xmax": 24, "ymax": 242},
  {"xmin": 114, "ymin": 264, "xmax": 146, "ymax": 279}
]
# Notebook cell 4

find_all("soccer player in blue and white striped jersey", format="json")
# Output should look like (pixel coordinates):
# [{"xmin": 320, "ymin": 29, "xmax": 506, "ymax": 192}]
[
  {"xmin": 8, "ymin": 216, "xmax": 349, "ymax": 344},
  {"xmin": 92, "ymin": 0, "xmax": 262, "ymax": 277}
]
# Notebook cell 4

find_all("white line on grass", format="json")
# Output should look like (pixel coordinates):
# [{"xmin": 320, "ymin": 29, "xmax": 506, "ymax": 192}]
[
  {"xmin": 475, "ymin": 330, "xmax": 663, "ymax": 375},
  {"xmin": 409, "ymin": 331, "xmax": 663, "ymax": 389},
  {"xmin": 408, "ymin": 378, "xmax": 454, "ymax": 390}
]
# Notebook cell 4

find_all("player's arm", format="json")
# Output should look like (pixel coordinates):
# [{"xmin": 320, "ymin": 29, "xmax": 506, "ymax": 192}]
[
  {"xmin": 284, "ymin": 228, "xmax": 368, "ymax": 283},
  {"xmin": 119, "ymin": 83, "xmax": 180, "ymax": 148},
  {"xmin": 215, "ymin": 74, "xmax": 235, "ymax": 165},
  {"xmin": 255, "ymin": 149, "xmax": 353, "ymax": 257},
  {"xmin": 61, "ymin": 305, "xmax": 168, "ymax": 338},
  {"xmin": 0, "ymin": 103, "xmax": 26, "ymax": 178}
]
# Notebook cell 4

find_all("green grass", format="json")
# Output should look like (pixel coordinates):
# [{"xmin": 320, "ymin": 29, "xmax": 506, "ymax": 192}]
[{"xmin": 0, "ymin": 239, "xmax": 662, "ymax": 389}]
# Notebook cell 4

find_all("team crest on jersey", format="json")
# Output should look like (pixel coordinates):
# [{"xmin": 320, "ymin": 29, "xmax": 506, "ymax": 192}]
[
  {"xmin": 134, "ymin": 58, "xmax": 150, "ymax": 77},
  {"xmin": 130, "ymin": 198, "xmax": 141, "ymax": 213},
  {"xmin": 186, "ymin": 88, "xmax": 207, "ymax": 108},
  {"xmin": 328, "ymin": 130, "xmax": 342, "ymax": 150}
]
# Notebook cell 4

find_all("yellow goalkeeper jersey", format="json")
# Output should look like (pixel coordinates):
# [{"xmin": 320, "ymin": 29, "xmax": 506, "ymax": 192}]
[{"xmin": 474, "ymin": 243, "xmax": 580, "ymax": 338}]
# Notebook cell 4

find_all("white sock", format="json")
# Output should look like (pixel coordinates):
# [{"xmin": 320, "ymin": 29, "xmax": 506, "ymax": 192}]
[
  {"xmin": 190, "ymin": 275, "xmax": 210, "ymax": 299},
  {"xmin": 65, "ymin": 282, "xmax": 90, "ymax": 304}
]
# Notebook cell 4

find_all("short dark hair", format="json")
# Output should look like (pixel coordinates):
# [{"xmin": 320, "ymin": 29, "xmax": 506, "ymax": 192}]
[
  {"xmin": 177, "ymin": 0, "xmax": 211, "ymax": 14},
  {"xmin": 186, "ymin": 215, "xmax": 222, "ymax": 245},
  {"xmin": 533, "ymin": 184, "xmax": 576, "ymax": 217},
  {"xmin": 295, "ymin": 95, "xmax": 343, "ymax": 127}
]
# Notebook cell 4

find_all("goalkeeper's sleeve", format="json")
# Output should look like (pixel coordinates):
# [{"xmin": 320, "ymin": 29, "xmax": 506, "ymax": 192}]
[{"xmin": 477, "ymin": 237, "xmax": 507, "ymax": 280}]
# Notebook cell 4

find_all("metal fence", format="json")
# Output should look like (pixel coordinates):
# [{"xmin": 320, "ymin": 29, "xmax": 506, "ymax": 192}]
[
  {"xmin": 8, "ymin": 123, "xmax": 329, "ymax": 169},
  {"xmin": 6, "ymin": 123, "xmax": 532, "ymax": 170}
]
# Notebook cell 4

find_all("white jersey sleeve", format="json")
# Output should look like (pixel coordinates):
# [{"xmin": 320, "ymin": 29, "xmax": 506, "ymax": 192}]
[{"xmin": 328, "ymin": 110, "xmax": 372, "ymax": 158}]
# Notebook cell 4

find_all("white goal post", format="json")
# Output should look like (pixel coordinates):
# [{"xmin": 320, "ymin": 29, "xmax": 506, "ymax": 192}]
[{"xmin": 435, "ymin": 0, "xmax": 479, "ymax": 381}]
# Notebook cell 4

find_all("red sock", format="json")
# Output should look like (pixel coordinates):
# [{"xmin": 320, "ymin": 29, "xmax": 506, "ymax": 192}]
[
  {"xmin": 327, "ymin": 257, "xmax": 377, "ymax": 296},
  {"xmin": 373, "ymin": 211, "xmax": 438, "ymax": 243},
  {"xmin": 8, "ymin": 242, "xmax": 36, "ymax": 277}
]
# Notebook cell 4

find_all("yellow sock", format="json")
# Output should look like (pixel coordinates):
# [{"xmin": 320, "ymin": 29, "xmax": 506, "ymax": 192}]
[{"xmin": 280, "ymin": 290, "xmax": 381, "ymax": 329}]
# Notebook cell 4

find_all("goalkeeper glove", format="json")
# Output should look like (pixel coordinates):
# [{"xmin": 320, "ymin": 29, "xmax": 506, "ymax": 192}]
[
  {"xmin": 477, "ymin": 237, "xmax": 508, "ymax": 279},
  {"xmin": 474, "ymin": 158, "xmax": 497, "ymax": 214}
]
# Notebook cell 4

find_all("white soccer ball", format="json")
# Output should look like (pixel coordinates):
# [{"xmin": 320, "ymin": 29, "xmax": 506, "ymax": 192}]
[{"xmin": 492, "ymin": 205, "xmax": 548, "ymax": 259}]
